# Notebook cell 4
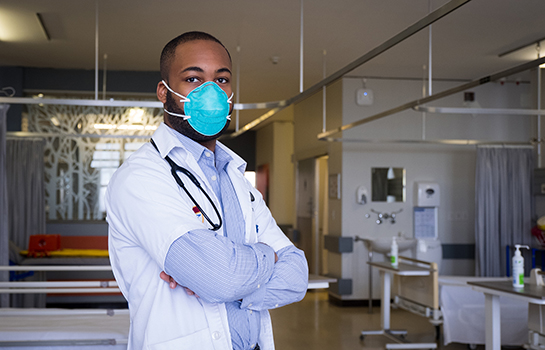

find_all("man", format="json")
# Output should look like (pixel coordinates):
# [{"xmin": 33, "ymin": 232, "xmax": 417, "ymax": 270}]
[{"xmin": 106, "ymin": 31, "xmax": 308, "ymax": 350}]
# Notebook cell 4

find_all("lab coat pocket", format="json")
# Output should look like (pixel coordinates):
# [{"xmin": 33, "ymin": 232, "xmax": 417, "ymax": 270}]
[{"xmin": 148, "ymin": 328, "xmax": 214, "ymax": 350}]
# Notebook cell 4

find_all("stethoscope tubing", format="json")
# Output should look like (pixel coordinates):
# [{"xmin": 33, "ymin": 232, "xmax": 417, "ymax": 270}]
[{"xmin": 150, "ymin": 139, "xmax": 222, "ymax": 231}]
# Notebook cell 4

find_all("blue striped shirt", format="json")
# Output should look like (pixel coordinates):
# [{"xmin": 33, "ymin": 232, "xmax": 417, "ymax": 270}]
[{"xmin": 164, "ymin": 133, "xmax": 306, "ymax": 350}]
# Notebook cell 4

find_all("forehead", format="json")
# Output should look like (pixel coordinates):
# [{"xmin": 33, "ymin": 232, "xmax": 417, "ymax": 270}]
[{"xmin": 171, "ymin": 40, "xmax": 231, "ymax": 74}]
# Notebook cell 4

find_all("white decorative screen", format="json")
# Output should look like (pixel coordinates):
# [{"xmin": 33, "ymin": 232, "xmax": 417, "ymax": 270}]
[{"xmin": 26, "ymin": 101, "xmax": 162, "ymax": 220}]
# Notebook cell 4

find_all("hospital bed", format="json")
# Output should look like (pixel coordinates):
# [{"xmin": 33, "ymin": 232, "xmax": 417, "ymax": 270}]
[
  {"xmin": 0, "ymin": 265, "xmax": 129, "ymax": 349},
  {"xmin": 439, "ymin": 276, "xmax": 527, "ymax": 346},
  {"xmin": 362, "ymin": 256, "xmax": 528, "ymax": 348},
  {"xmin": 0, "ymin": 265, "xmax": 333, "ymax": 349}
]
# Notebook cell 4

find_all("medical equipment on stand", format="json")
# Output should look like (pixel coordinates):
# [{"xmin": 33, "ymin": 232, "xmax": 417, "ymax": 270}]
[{"xmin": 150, "ymin": 139, "xmax": 222, "ymax": 231}]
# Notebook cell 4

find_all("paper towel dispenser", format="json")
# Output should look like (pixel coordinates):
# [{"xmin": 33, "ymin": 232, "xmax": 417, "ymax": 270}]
[{"xmin": 415, "ymin": 182, "xmax": 440, "ymax": 207}]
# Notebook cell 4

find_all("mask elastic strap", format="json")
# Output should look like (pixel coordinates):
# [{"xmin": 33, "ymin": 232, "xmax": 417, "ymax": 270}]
[
  {"xmin": 162, "ymin": 80, "xmax": 190, "ymax": 103},
  {"xmin": 226, "ymin": 93, "xmax": 234, "ymax": 120},
  {"xmin": 164, "ymin": 109, "xmax": 191, "ymax": 120}
]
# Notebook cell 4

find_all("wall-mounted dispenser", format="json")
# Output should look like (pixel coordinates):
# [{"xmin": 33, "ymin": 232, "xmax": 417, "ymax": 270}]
[
  {"xmin": 415, "ymin": 182, "xmax": 440, "ymax": 207},
  {"xmin": 356, "ymin": 185, "xmax": 368, "ymax": 205}
]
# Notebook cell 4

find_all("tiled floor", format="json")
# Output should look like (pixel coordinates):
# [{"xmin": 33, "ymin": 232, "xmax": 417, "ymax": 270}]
[{"xmin": 270, "ymin": 290, "xmax": 481, "ymax": 350}]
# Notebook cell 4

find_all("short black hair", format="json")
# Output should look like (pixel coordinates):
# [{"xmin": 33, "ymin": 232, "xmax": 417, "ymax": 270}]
[{"xmin": 160, "ymin": 31, "xmax": 231, "ymax": 82}]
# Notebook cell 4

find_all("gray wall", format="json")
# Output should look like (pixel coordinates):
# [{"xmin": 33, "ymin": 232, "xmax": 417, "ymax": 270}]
[{"xmin": 336, "ymin": 76, "xmax": 533, "ymax": 300}]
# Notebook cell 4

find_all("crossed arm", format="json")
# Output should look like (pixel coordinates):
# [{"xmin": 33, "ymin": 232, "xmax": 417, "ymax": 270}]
[{"xmin": 161, "ymin": 228, "xmax": 308, "ymax": 309}]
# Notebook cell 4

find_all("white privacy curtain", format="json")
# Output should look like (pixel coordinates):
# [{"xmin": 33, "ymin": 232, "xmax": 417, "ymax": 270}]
[
  {"xmin": 5, "ymin": 134, "xmax": 46, "ymax": 308},
  {"xmin": 0, "ymin": 105, "xmax": 9, "ymax": 307},
  {"xmin": 6, "ymin": 138, "xmax": 46, "ymax": 251},
  {"xmin": 475, "ymin": 146, "xmax": 534, "ymax": 277}
]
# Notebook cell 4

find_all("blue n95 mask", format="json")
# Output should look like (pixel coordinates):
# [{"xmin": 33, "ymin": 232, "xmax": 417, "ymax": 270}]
[{"xmin": 162, "ymin": 80, "xmax": 233, "ymax": 136}]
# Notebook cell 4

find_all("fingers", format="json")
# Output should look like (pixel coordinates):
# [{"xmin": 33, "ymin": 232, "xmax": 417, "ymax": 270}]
[
  {"xmin": 159, "ymin": 271, "xmax": 177, "ymax": 289},
  {"xmin": 183, "ymin": 287, "xmax": 200, "ymax": 298},
  {"xmin": 159, "ymin": 271, "xmax": 170, "ymax": 282},
  {"xmin": 159, "ymin": 272, "xmax": 198, "ymax": 295}
]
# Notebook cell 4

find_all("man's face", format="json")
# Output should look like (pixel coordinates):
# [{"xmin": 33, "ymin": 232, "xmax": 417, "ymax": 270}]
[{"xmin": 157, "ymin": 40, "xmax": 233, "ymax": 141}]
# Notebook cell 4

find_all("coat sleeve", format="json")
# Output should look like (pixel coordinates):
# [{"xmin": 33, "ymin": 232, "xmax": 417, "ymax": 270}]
[{"xmin": 238, "ymin": 185, "xmax": 309, "ymax": 310}]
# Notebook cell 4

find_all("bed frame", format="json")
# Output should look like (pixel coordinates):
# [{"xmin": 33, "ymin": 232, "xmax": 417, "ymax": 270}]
[
  {"xmin": 392, "ymin": 256, "xmax": 442, "ymax": 325},
  {"xmin": 0, "ymin": 265, "xmax": 128, "ymax": 349}
]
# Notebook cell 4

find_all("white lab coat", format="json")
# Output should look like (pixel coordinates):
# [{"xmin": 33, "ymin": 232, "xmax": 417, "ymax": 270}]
[{"xmin": 106, "ymin": 123, "xmax": 294, "ymax": 350}]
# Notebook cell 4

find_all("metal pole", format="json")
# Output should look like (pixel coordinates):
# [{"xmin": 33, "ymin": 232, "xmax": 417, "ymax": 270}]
[
  {"xmin": 428, "ymin": 0, "xmax": 433, "ymax": 96},
  {"xmin": 102, "ymin": 53, "xmax": 107, "ymax": 118},
  {"xmin": 236, "ymin": 45, "xmax": 241, "ymax": 131},
  {"xmin": 322, "ymin": 50, "xmax": 327, "ymax": 133},
  {"xmin": 369, "ymin": 249, "xmax": 373, "ymax": 313},
  {"xmin": 0, "ymin": 265, "xmax": 112, "ymax": 271},
  {"xmin": 95, "ymin": 1, "xmax": 99, "ymax": 101},
  {"xmin": 538, "ymin": 43, "xmax": 542, "ymax": 167},
  {"xmin": 300, "ymin": 0, "xmax": 304, "ymax": 93},
  {"xmin": 102, "ymin": 54, "xmax": 107, "ymax": 100},
  {"xmin": 423, "ymin": 0, "xmax": 433, "ymax": 141},
  {"xmin": 422, "ymin": 65, "xmax": 427, "ymax": 140}
]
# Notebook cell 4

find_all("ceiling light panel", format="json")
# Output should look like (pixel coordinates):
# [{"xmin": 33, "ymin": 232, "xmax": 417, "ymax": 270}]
[{"xmin": 0, "ymin": 7, "xmax": 47, "ymax": 42}]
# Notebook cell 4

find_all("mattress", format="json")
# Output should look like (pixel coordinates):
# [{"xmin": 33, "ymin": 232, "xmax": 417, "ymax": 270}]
[
  {"xmin": 439, "ymin": 276, "xmax": 528, "ymax": 346},
  {"xmin": 0, "ymin": 308, "xmax": 129, "ymax": 350}
]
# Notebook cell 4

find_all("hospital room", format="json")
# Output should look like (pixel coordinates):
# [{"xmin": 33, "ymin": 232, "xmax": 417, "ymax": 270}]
[{"xmin": 2, "ymin": 0, "xmax": 545, "ymax": 349}]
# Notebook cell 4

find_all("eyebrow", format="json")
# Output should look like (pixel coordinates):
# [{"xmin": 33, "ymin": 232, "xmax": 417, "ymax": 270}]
[
  {"xmin": 181, "ymin": 66, "xmax": 204, "ymax": 73},
  {"xmin": 180, "ymin": 66, "xmax": 232, "ymax": 75},
  {"xmin": 216, "ymin": 67, "xmax": 232, "ymax": 75}
]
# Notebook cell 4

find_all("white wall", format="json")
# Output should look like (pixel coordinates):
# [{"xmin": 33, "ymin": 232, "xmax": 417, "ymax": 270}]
[
  {"xmin": 338, "ymin": 76, "xmax": 534, "ymax": 300},
  {"xmin": 256, "ymin": 108, "xmax": 296, "ymax": 226}
]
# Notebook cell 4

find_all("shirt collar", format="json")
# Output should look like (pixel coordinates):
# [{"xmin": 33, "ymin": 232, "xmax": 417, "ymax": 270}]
[
  {"xmin": 214, "ymin": 146, "xmax": 233, "ymax": 171},
  {"xmin": 174, "ymin": 129, "xmax": 210, "ymax": 165},
  {"xmin": 151, "ymin": 122, "xmax": 247, "ymax": 174}
]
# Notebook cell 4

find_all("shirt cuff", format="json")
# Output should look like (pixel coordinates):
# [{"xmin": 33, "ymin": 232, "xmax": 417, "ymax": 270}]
[{"xmin": 240, "ymin": 243, "xmax": 276, "ymax": 310}]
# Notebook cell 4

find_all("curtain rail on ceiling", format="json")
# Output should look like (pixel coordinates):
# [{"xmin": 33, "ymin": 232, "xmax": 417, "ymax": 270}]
[
  {"xmin": 318, "ymin": 55, "xmax": 545, "ymax": 141},
  {"xmin": 414, "ymin": 106, "xmax": 545, "ymax": 115},
  {"xmin": 0, "ymin": 96, "xmax": 285, "ymax": 111},
  {"xmin": 0, "ymin": 0, "xmax": 470, "ymax": 136},
  {"xmin": 7, "ymin": 132, "xmax": 153, "ymax": 139},
  {"xmin": 227, "ymin": 0, "xmax": 471, "ymax": 138},
  {"xmin": 321, "ymin": 137, "xmax": 535, "ymax": 147}
]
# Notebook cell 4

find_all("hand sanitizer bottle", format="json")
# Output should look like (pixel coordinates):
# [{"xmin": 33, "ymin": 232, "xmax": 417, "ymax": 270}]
[
  {"xmin": 512, "ymin": 245, "xmax": 529, "ymax": 288},
  {"xmin": 391, "ymin": 237, "xmax": 398, "ymax": 267}
]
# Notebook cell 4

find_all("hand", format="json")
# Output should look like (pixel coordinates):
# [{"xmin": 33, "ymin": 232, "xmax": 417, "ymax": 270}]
[
  {"xmin": 160, "ymin": 271, "xmax": 177, "ymax": 289},
  {"xmin": 159, "ymin": 271, "xmax": 199, "ymax": 297}
]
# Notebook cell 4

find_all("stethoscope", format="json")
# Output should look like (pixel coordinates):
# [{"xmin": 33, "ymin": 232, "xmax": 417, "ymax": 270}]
[{"xmin": 150, "ymin": 139, "xmax": 222, "ymax": 231}]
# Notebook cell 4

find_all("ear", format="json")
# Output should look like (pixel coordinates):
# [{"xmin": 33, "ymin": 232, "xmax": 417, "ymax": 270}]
[{"xmin": 157, "ymin": 81, "xmax": 167, "ymax": 104}]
